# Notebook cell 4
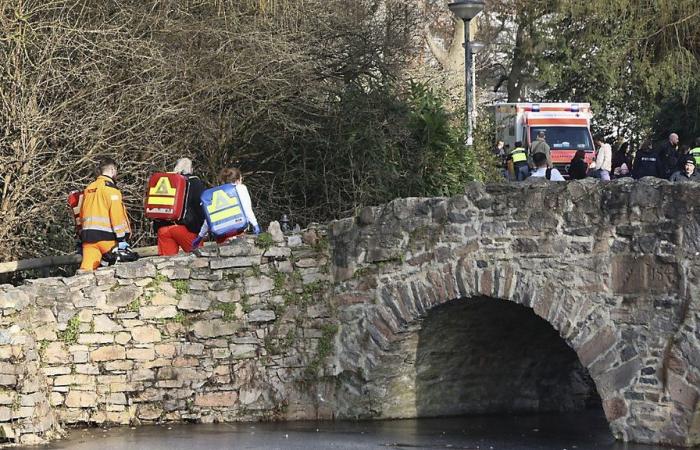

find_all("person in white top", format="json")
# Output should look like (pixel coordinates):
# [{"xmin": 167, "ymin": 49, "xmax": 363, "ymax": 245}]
[
  {"xmin": 192, "ymin": 167, "xmax": 260, "ymax": 247},
  {"xmin": 590, "ymin": 135, "xmax": 612, "ymax": 181},
  {"xmin": 529, "ymin": 152, "xmax": 565, "ymax": 181}
]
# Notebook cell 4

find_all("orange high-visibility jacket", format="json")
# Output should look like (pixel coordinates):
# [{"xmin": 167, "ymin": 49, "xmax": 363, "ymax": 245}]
[{"xmin": 79, "ymin": 175, "xmax": 131, "ymax": 243}]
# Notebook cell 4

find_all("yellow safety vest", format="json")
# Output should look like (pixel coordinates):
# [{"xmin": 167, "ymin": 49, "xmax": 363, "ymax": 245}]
[
  {"xmin": 690, "ymin": 147, "xmax": 700, "ymax": 165},
  {"xmin": 511, "ymin": 147, "xmax": 527, "ymax": 163}
]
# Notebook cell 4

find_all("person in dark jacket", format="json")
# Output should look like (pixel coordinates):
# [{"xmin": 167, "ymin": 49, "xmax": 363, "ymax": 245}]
[
  {"xmin": 568, "ymin": 150, "xmax": 588, "ymax": 180},
  {"xmin": 155, "ymin": 158, "xmax": 207, "ymax": 256},
  {"xmin": 669, "ymin": 157, "xmax": 699, "ymax": 182},
  {"xmin": 632, "ymin": 140, "xmax": 664, "ymax": 179},
  {"xmin": 657, "ymin": 133, "xmax": 680, "ymax": 179}
]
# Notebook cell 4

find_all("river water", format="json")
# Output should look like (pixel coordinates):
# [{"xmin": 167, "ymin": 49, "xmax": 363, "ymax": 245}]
[{"xmin": 32, "ymin": 410, "xmax": 680, "ymax": 450}]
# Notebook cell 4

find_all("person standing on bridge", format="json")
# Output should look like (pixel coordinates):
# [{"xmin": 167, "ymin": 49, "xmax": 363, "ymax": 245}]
[
  {"xmin": 657, "ymin": 132, "xmax": 680, "ymax": 179},
  {"xmin": 78, "ymin": 157, "xmax": 131, "ymax": 271},
  {"xmin": 154, "ymin": 158, "xmax": 207, "ymax": 256},
  {"xmin": 529, "ymin": 131, "xmax": 551, "ymax": 168},
  {"xmin": 192, "ymin": 167, "xmax": 261, "ymax": 248},
  {"xmin": 507, "ymin": 141, "xmax": 530, "ymax": 181},
  {"xmin": 632, "ymin": 140, "xmax": 664, "ymax": 179},
  {"xmin": 589, "ymin": 134, "xmax": 612, "ymax": 181}
]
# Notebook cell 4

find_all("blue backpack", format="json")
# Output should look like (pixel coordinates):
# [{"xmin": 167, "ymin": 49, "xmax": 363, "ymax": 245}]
[{"xmin": 200, "ymin": 184, "xmax": 249, "ymax": 237}]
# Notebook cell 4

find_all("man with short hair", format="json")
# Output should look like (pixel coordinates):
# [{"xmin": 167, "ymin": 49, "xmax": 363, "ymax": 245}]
[
  {"xmin": 669, "ymin": 157, "xmax": 699, "ymax": 182},
  {"xmin": 658, "ymin": 132, "xmax": 680, "ymax": 179},
  {"xmin": 529, "ymin": 131, "xmax": 551, "ymax": 168},
  {"xmin": 79, "ymin": 158, "xmax": 131, "ymax": 271},
  {"xmin": 529, "ymin": 152, "xmax": 565, "ymax": 181}
]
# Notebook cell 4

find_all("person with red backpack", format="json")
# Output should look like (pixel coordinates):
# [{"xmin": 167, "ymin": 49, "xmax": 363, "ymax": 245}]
[{"xmin": 147, "ymin": 158, "xmax": 206, "ymax": 256}]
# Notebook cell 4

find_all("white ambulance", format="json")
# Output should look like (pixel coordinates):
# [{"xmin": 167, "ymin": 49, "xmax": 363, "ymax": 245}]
[{"xmin": 493, "ymin": 103, "xmax": 595, "ymax": 175}]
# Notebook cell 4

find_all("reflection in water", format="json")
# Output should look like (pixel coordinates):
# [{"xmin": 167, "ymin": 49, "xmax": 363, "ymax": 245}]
[{"xmin": 36, "ymin": 410, "xmax": 672, "ymax": 450}]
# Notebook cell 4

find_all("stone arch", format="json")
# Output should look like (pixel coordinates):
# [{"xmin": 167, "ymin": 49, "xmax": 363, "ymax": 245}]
[{"xmin": 332, "ymin": 260, "xmax": 633, "ymax": 441}]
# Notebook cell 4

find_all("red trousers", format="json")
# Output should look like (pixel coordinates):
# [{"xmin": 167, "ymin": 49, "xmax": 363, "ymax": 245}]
[
  {"xmin": 215, "ymin": 229, "xmax": 245, "ymax": 244},
  {"xmin": 157, "ymin": 225, "xmax": 199, "ymax": 256}
]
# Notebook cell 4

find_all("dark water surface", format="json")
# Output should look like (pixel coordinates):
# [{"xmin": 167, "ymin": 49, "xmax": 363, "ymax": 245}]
[{"xmin": 34, "ymin": 410, "xmax": 682, "ymax": 450}]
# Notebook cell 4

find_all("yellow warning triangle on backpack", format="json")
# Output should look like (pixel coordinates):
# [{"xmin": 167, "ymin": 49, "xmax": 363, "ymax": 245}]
[{"xmin": 150, "ymin": 177, "xmax": 176, "ymax": 196}]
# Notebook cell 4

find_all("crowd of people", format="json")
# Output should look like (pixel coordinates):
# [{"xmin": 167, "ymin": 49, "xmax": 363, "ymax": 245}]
[
  {"xmin": 496, "ymin": 132, "xmax": 700, "ymax": 183},
  {"xmin": 76, "ymin": 158, "xmax": 260, "ymax": 272}
]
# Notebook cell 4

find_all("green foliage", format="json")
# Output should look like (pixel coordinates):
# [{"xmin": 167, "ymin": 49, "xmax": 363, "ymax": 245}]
[
  {"xmin": 127, "ymin": 299, "xmax": 140, "ymax": 313},
  {"xmin": 59, "ymin": 315, "xmax": 80, "ymax": 345},
  {"xmin": 304, "ymin": 323, "xmax": 339, "ymax": 380},
  {"xmin": 172, "ymin": 312, "xmax": 188, "ymax": 325},
  {"xmin": 172, "ymin": 280, "xmax": 189, "ymax": 299},
  {"xmin": 255, "ymin": 233, "xmax": 274, "ymax": 250},
  {"xmin": 146, "ymin": 273, "xmax": 168, "ymax": 290},
  {"xmin": 272, "ymin": 272, "xmax": 287, "ymax": 292},
  {"xmin": 240, "ymin": 295, "xmax": 253, "ymax": 314},
  {"xmin": 217, "ymin": 303, "xmax": 239, "ymax": 322}
]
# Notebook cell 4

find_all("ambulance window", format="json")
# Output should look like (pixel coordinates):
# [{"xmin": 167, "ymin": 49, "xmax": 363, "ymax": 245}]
[{"xmin": 529, "ymin": 127, "xmax": 593, "ymax": 151}]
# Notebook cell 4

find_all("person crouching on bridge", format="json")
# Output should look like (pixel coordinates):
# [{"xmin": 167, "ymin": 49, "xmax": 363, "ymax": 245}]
[
  {"xmin": 192, "ymin": 167, "xmax": 261, "ymax": 248},
  {"xmin": 154, "ymin": 158, "xmax": 207, "ymax": 256},
  {"xmin": 78, "ymin": 158, "xmax": 131, "ymax": 271}
]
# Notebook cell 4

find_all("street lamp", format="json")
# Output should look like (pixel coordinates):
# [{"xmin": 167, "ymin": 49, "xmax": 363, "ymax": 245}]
[{"xmin": 448, "ymin": 0, "xmax": 485, "ymax": 146}]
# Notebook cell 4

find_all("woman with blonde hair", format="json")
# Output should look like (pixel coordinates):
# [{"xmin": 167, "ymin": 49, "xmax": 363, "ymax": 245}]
[
  {"xmin": 192, "ymin": 167, "xmax": 260, "ymax": 247},
  {"xmin": 155, "ymin": 158, "xmax": 206, "ymax": 255}
]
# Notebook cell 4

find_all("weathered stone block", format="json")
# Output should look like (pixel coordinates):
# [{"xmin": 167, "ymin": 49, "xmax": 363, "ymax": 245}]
[
  {"xmin": 177, "ymin": 294, "xmax": 211, "ymax": 311},
  {"xmin": 155, "ymin": 344, "xmax": 176, "ymax": 358},
  {"xmin": 64, "ymin": 391, "xmax": 98, "ymax": 408},
  {"xmin": 230, "ymin": 344, "xmax": 257, "ymax": 359},
  {"xmin": 194, "ymin": 391, "xmax": 237, "ymax": 407},
  {"xmin": 78, "ymin": 333, "xmax": 115, "ymax": 345},
  {"xmin": 244, "ymin": 276, "xmax": 274, "ymax": 296},
  {"xmin": 93, "ymin": 315, "xmax": 122, "ymax": 332},
  {"xmin": 131, "ymin": 326, "xmax": 162, "ymax": 343},
  {"xmin": 43, "ymin": 342, "xmax": 69, "ymax": 365},
  {"xmin": 90, "ymin": 345, "xmax": 126, "ymax": 362},
  {"xmin": 247, "ymin": 309, "xmax": 276, "ymax": 323},
  {"xmin": 126, "ymin": 348, "xmax": 156, "ymax": 361},
  {"xmin": 107, "ymin": 285, "xmax": 143, "ymax": 309},
  {"xmin": 150, "ymin": 292, "xmax": 178, "ymax": 306},
  {"xmin": 139, "ymin": 305, "xmax": 178, "ymax": 320},
  {"xmin": 210, "ymin": 256, "xmax": 260, "ymax": 270},
  {"xmin": 116, "ymin": 261, "xmax": 157, "ymax": 279},
  {"xmin": 192, "ymin": 320, "xmax": 239, "ymax": 338}
]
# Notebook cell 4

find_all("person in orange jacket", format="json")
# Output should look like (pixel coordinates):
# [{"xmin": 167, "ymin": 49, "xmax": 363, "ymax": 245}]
[{"xmin": 78, "ymin": 157, "xmax": 131, "ymax": 271}]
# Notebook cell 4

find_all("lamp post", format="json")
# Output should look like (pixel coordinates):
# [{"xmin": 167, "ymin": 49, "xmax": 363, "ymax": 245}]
[{"xmin": 448, "ymin": 0, "xmax": 485, "ymax": 146}]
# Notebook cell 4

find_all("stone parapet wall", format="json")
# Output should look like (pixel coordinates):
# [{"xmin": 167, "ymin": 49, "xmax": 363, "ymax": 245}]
[{"xmin": 0, "ymin": 228, "xmax": 334, "ymax": 445}]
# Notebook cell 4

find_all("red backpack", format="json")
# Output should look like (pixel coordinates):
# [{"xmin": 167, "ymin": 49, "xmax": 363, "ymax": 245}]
[
  {"xmin": 144, "ymin": 172, "xmax": 188, "ymax": 221},
  {"xmin": 67, "ymin": 190, "xmax": 84, "ymax": 236}
]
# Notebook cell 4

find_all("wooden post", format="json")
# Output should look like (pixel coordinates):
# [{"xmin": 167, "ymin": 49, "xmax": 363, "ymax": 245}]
[{"xmin": 0, "ymin": 246, "xmax": 160, "ymax": 275}]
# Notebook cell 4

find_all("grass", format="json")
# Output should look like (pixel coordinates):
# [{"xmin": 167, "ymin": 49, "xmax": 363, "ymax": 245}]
[
  {"xmin": 59, "ymin": 315, "xmax": 81, "ymax": 345},
  {"xmin": 217, "ymin": 303, "xmax": 239, "ymax": 321},
  {"xmin": 255, "ymin": 232, "xmax": 274, "ymax": 250},
  {"xmin": 172, "ymin": 280, "xmax": 189, "ymax": 300},
  {"xmin": 127, "ymin": 299, "xmax": 141, "ymax": 313},
  {"xmin": 273, "ymin": 272, "xmax": 286, "ymax": 292}
]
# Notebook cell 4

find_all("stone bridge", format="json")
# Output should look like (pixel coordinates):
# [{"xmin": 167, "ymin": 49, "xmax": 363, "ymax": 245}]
[{"xmin": 0, "ymin": 178, "xmax": 698, "ymax": 447}]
